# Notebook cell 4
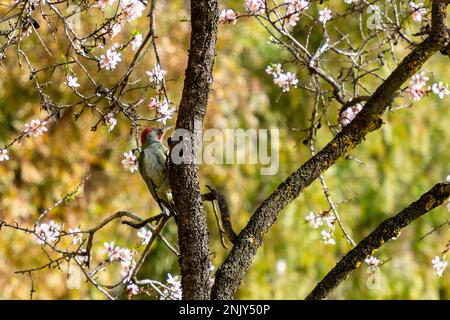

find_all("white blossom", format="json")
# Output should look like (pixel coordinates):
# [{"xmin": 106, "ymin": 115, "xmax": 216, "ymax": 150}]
[
  {"xmin": 68, "ymin": 228, "xmax": 83, "ymax": 245},
  {"xmin": 161, "ymin": 273, "xmax": 182, "ymax": 300},
  {"xmin": 120, "ymin": 0, "xmax": 146, "ymax": 22},
  {"xmin": 24, "ymin": 119, "xmax": 48, "ymax": 137},
  {"xmin": 320, "ymin": 229, "xmax": 335, "ymax": 245},
  {"xmin": 306, "ymin": 211, "xmax": 323, "ymax": 229},
  {"xmin": 245, "ymin": 0, "xmax": 265, "ymax": 14},
  {"xmin": 365, "ymin": 256, "xmax": 381, "ymax": 271},
  {"xmin": 122, "ymin": 150, "xmax": 139, "ymax": 173},
  {"xmin": 273, "ymin": 72, "xmax": 298, "ymax": 92},
  {"xmin": 127, "ymin": 282, "xmax": 140, "ymax": 296},
  {"xmin": 131, "ymin": 33, "xmax": 143, "ymax": 51},
  {"xmin": 99, "ymin": 44, "xmax": 122, "ymax": 70},
  {"xmin": 339, "ymin": 103, "xmax": 363, "ymax": 126},
  {"xmin": 265, "ymin": 63, "xmax": 282, "ymax": 76},
  {"xmin": 97, "ymin": 0, "xmax": 116, "ymax": 9},
  {"xmin": 276, "ymin": 259, "xmax": 287, "ymax": 275},
  {"xmin": 409, "ymin": 2, "xmax": 426, "ymax": 22},
  {"xmin": 137, "ymin": 228, "xmax": 153, "ymax": 245},
  {"xmin": 109, "ymin": 21, "xmax": 123, "ymax": 38},
  {"xmin": 105, "ymin": 113, "xmax": 117, "ymax": 132},
  {"xmin": 146, "ymin": 63, "xmax": 166, "ymax": 87},
  {"xmin": 104, "ymin": 242, "xmax": 119, "ymax": 261},
  {"xmin": 318, "ymin": 7, "xmax": 332, "ymax": 24},
  {"xmin": 35, "ymin": 221, "xmax": 62, "ymax": 245},
  {"xmin": 65, "ymin": 75, "xmax": 80, "ymax": 88},
  {"xmin": 0, "ymin": 148, "xmax": 9, "ymax": 162},
  {"xmin": 432, "ymin": 82, "xmax": 450, "ymax": 99},
  {"xmin": 432, "ymin": 256, "xmax": 447, "ymax": 277},
  {"xmin": 219, "ymin": 9, "xmax": 238, "ymax": 24}
]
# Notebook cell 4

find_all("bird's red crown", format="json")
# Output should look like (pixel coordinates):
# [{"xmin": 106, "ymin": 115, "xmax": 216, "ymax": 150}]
[{"xmin": 140, "ymin": 127, "xmax": 164, "ymax": 145}]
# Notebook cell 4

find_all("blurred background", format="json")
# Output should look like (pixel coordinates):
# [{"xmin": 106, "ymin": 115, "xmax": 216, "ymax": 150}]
[{"xmin": 0, "ymin": 0, "xmax": 449, "ymax": 299}]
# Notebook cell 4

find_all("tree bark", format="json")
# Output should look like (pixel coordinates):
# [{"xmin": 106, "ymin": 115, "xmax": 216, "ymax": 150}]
[
  {"xmin": 211, "ymin": 1, "xmax": 448, "ymax": 300},
  {"xmin": 168, "ymin": 0, "xmax": 219, "ymax": 299}
]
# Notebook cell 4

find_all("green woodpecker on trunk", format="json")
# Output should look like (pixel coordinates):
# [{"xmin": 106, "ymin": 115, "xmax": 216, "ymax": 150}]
[{"xmin": 138, "ymin": 126, "xmax": 175, "ymax": 216}]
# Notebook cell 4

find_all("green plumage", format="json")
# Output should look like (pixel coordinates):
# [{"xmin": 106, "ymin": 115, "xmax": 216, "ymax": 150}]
[{"xmin": 138, "ymin": 128, "xmax": 175, "ymax": 216}]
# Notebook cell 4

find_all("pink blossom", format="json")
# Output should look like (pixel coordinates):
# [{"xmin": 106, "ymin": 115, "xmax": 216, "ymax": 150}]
[
  {"xmin": 319, "ymin": 7, "xmax": 332, "ymax": 24},
  {"xmin": 24, "ymin": 119, "xmax": 48, "ymax": 137},
  {"xmin": 122, "ymin": 151, "xmax": 139, "ymax": 173},
  {"xmin": 99, "ymin": 44, "xmax": 122, "ymax": 70},
  {"xmin": 131, "ymin": 33, "xmax": 143, "ymax": 51},
  {"xmin": 409, "ymin": 2, "xmax": 426, "ymax": 23},
  {"xmin": 120, "ymin": 0, "xmax": 146, "ymax": 22},
  {"xmin": 339, "ymin": 103, "xmax": 363, "ymax": 126},
  {"xmin": 97, "ymin": 0, "xmax": 116, "ymax": 9},
  {"xmin": 432, "ymin": 256, "xmax": 447, "ymax": 277},
  {"xmin": 219, "ymin": 9, "xmax": 239, "ymax": 25},
  {"xmin": 245, "ymin": 0, "xmax": 265, "ymax": 15},
  {"xmin": 137, "ymin": 228, "xmax": 153, "ymax": 245}
]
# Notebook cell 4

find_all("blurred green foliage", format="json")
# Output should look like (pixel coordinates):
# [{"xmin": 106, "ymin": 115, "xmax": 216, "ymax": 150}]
[{"xmin": 0, "ymin": 0, "xmax": 448, "ymax": 299}]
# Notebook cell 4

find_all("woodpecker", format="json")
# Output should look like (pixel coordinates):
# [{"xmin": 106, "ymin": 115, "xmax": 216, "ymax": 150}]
[{"xmin": 138, "ymin": 126, "xmax": 175, "ymax": 216}]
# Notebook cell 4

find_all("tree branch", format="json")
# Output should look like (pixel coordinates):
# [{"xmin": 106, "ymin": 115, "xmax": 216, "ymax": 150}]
[
  {"xmin": 168, "ymin": 0, "xmax": 219, "ymax": 299},
  {"xmin": 211, "ymin": 1, "xmax": 449, "ymax": 299},
  {"xmin": 306, "ymin": 181, "xmax": 450, "ymax": 300}
]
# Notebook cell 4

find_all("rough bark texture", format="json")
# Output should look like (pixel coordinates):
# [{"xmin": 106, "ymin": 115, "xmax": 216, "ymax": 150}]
[
  {"xmin": 306, "ymin": 182, "xmax": 450, "ymax": 300},
  {"xmin": 211, "ymin": 1, "xmax": 448, "ymax": 300},
  {"xmin": 168, "ymin": 0, "xmax": 219, "ymax": 299}
]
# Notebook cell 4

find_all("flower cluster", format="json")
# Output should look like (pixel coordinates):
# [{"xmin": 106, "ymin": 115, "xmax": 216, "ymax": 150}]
[
  {"xmin": 161, "ymin": 273, "xmax": 182, "ymax": 300},
  {"xmin": 219, "ymin": 9, "xmax": 239, "ymax": 25},
  {"xmin": 306, "ymin": 211, "xmax": 336, "ymax": 245},
  {"xmin": 245, "ymin": 0, "xmax": 265, "ymax": 15},
  {"xmin": 432, "ymin": 256, "xmax": 447, "ymax": 277},
  {"xmin": 121, "ymin": 0, "xmax": 146, "ymax": 22},
  {"xmin": 409, "ymin": 2, "xmax": 426, "ymax": 23},
  {"xmin": 122, "ymin": 150, "xmax": 139, "ymax": 173},
  {"xmin": 146, "ymin": 63, "xmax": 166, "ymax": 88},
  {"xmin": 24, "ymin": 119, "xmax": 48, "ymax": 137},
  {"xmin": 0, "ymin": 148, "xmax": 9, "ymax": 162},
  {"xmin": 137, "ymin": 227, "xmax": 153, "ymax": 245},
  {"xmin": 149, "ymin": 97, "xmax": 176, "ymax": 125},
  {"xmin": 406, "ymin": 71, "xmax": 429, "ymax": 101},
  {"xmin": 99, "ymin": 44, "xmax": 122, "ymax": 70},
  {"xmin": 35, "ymin": 221, "xmax": 62, "ymax": 245},
  {"xmin": 339, "ymin": 103, "xmax": 363, "ymax": 127},
  {"xmin": 266, "ymin": 63, "xmax": 298, "ymax": 92},
  {"xmin": 104, "ymin": 242, "xmax": 136, "ymax": 277},
  {"xmin": 406, "ymin": 71, "xmax": 450, "ymax": 101}
]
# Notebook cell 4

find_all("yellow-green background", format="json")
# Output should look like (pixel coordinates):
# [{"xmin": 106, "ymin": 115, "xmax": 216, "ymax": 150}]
[{"xmin": 0, "ymin": 1, "xmax": 448, "ymax": 299}]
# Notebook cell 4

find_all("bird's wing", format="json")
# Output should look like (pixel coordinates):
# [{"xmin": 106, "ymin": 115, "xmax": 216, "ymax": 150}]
[{"xmin": 138, "ymin": 145, "xmax": 172, "ymax": 216}]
